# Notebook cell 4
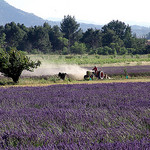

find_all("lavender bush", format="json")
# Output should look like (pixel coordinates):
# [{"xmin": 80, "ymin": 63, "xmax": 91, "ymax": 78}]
[{"xmin": 0, "ymin": 82, "xmax": 150, "ymax": 149}]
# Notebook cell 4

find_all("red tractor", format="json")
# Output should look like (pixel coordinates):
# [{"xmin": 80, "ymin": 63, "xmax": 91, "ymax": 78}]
[{"xmin": 84, "ymin": 66, "xmax": 108, "ymax": 80}]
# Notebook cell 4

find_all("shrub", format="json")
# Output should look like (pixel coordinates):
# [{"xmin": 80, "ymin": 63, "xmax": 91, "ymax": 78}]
[
  {"xmin": 70, "ymin": 42, "xmax": 87, "ymax": 54},
  {"xmin": 62, "ymin": 47, "xmax": 69, "ymax": 55}
]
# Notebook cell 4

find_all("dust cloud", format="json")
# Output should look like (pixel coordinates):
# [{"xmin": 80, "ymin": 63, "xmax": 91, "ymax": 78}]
[{"xmin": 22, "ymin": 63, "xmax": 88, "ymax": 80}]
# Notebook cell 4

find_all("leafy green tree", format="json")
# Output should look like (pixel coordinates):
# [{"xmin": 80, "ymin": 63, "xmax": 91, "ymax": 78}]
[
  {"xmin": 101, "ymin": 20, "xmax": 133, "ymax": 50},
  {"xmin": 70, "ymin": 42, "xmax": 86, "ymax": 54},
  {"xmin": 60, "ymin": 15, "xmax": 81, "ymax": 51},
  {"xmin": 62, "ymin": 47, "xmax": 69, "ymax": 55},
  {"xmin": 118, "ymin": 47, "xmax": 128, "ymax": 55},
  {"xmin": 26, "ymin": 25, "xmax": 51, "ymax": 53},
  {"xmin": 17, "ymin": 23, "xmax": 29, "ymax": 51},
  {"xmin": 103, "ymin": 46, "xmax": 112, "ymax": 55},
  {"xmin": 58, "ymin": 37, "xmax": 69, "ymax": 52},
  {"xmin": 96, "ymin": 47, "xmax": 104, "ymax": 55},
  {"xmin": 34, "ymin": 26, "xmax": 51, "ymax": 53},
  {"xmin": 102, "ymin": 20, "xmax": 131, "ymax": 40},
  {"xmin": 102, "ymin": 29, "xmax": 118, "ymax": 46},
  {"xmin": 145, "ymin": 45, "xmax": 150, "ymax": 54},
  {"xmin": 17, "ymin": 23, "xmax": 29, "ymax": 33},
  {"xmin": 81, "ymin": 28, "xmax": 102, "ymax": 50},
  {"xmin": 129, "ymin": 37, "xmax": 146, "ymax": 54},
  {"xmin": 123, "ymin": 26, "xmax": 133, "ymax": 48},
  {"xmin": 127, "ymin": 48, "xmax": 136, "ymax": 54},
  {"xmin": 0, "ymin": 25, "xmax": 6, "ymax": 48},
  {"xmin": 49, "ymin": 25, "xmax": 63, "ymax": 52},
  {"xmin": 4, "ymin": 22, "xmax": 26, "ymax": 48},
  {"xmin": 0, "ymin": 48, "xmax": 41, "ymax": 83},
  {"xmin": 23, "ymin": 27, "xmax": 35, "ymax": 53},
  {"xmin": 97, "ymin": 46, "xmax": 112, "ymax": 55},
  {"xmin": 110, "ymin": 43, "xmax": 123, "ymax": 55},
  {"xmin": 0, "ymin": 33, "xmax": 6, "ymax": 48},
  {"xmin": 0, "ymin": 25, "xmax": 4, "ymax": 33}
]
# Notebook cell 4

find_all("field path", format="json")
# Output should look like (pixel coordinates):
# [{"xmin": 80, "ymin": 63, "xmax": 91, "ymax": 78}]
[{"xmin": 1, "ymin": 78, "xmax": 150, "ymax": 88}]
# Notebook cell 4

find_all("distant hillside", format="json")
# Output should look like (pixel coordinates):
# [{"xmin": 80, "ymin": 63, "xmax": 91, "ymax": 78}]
[
  {"xmin": 131, "ymin": 25, "xmax": 150, "ymax": 37},
  {"xmin": 1, "ymin": 0, "xmax": 150, "ymax": 36},
  {"xmin": 0, "ymin": 0, "xmax": 102, "ymax": 30},
  {"xmin": 79, "ymin": 22, "xmax": 102, "ymax": 31},
  {"xmin": 0, "ymin": 0, "xmax": 57, "ymax": 27}
]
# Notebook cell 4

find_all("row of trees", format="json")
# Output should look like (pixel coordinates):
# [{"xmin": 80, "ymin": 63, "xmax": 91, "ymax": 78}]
[{"xmin": 0, "ymin": 15, "xmax": 150, "ymax": 55}]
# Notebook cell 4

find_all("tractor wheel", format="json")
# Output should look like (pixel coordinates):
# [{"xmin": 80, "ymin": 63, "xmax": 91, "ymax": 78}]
[
  {"xmin": 84, "ymin": 75, "xmax": 89, "ymax": 80},
  {"xmin": 99, "ymin": 71, "xmax": 104, "ymax": 79}
]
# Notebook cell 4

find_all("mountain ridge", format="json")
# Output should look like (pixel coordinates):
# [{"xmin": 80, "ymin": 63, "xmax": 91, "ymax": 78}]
[
  {"xmin": 0, "ymin": 0, "xmax": 44, "ymax": 26},
  {"xmin": 1, "ymin": 0, "xmax": 150, "ymax": 36}
]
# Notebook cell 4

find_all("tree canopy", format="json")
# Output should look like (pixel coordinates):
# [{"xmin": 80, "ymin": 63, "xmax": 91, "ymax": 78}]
[
  {"xmin": 0, "ymin": 18, "xmax": 149, "ymax": 55},
  {"xmin": 60, "ymin": 15, "xmax": 81, "ymax": 52},
  {"xmin": 0, "ymin": 48, "xmax": 41, "ymax": 83}
]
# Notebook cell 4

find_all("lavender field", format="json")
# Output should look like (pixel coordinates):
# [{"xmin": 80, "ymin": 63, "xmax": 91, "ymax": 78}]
[
  {"xmin": 0, "ymin": 82, "xmax": 150, "ymax": 149},
  {"xmin": 85, "ymin": 65, "xmax": 150, "ymax": 76}
]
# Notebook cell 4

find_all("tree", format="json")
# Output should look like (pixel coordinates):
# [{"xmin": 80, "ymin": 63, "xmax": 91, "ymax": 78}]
[
  {"xmin": 25, "ymin": 25, "xmax": 51, "ymax": 53},
  {"xmin": 17, "ymin": 23, "xmax": 29, "ymax": 51},
  {"xmin": 123, "ymin": 25, "xmax": 133, "ymax": 48},
  {"xmin": 58, "ymin": 37, "xmax": 69, "ymax": 52},
  {"xmin": 70, "ymin": 42, "xmax": 86, "ymax": 54},
  {"xmin": 4, "ymin": 22, "xmax": 26, "ymax": 48},
  {"xmin": 0, "ymin": 25, "xmax": 6, "ymax": 48},
  {"xmin": 128, "ymin": 37, "xmax": 146, "ymax": 54},
  {"xmin": 49, "ymin": 25, "xmax": 63, "ymax": 52},
  {"xmin": 102, "ymin": 29, "xmax": 118, "ymax": 46},
  {"xmin": 34, "ymin": 26, "xmax": 52, "ymax": 53},
  {"xmin": 0, "ymin": 48, "xmax": 41, "ymax": 83},
  {"xmin": 81, "ymin": 28, "xmax": 102, "ymax": 50},
  {"xmin": 118, "ymin": 47, "xmax": 128, "ymax": 55},
  {"xmin": 0, "ymin": 33, "xmax": 6, "ymax": 48},
  {"xmin": 102, "ymin": 20, "xmax": 131, "ymax": 40},
  {"xmin": 60, "ymin": 15, "xmax": 80, "ymax": 51}
]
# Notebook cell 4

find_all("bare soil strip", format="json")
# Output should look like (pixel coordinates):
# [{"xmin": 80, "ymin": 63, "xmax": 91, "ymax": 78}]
[{"xmin": 1, "ymin": 78, "xmax": 150, "ymax": 88}]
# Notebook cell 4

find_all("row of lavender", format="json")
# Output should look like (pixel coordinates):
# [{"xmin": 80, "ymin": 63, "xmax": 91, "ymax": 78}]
[
  {"xmin": 0, "ymin": 83, "xmax": 150, "ymax": 149},
  {"xmin": 85, "ymin": 65, "xmax": 150, "ymax": 76}
]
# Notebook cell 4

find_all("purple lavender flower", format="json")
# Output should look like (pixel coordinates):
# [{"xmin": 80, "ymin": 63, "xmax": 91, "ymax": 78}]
[{"xmin": 0, "ymin": 82, "xmax": 150, "ymax": 149}]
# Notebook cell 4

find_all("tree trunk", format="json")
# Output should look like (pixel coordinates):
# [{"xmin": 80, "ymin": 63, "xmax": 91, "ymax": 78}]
[{"xmin": 12, "ymin": 75, "xmax": 20, "ymax": 83}]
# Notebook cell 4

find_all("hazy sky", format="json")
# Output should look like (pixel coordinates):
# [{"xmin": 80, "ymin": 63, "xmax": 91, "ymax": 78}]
[{"xmin": 5, "ymin": 0, "xmax": 150, "ymax": 26}]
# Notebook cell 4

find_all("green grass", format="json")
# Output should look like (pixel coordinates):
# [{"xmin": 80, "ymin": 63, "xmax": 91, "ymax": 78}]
[
  {"xmin": 1, "ymin": 75, "xmax": 150, "ymax": 87},
  {"xmin": 28, "ymin": 54, "xmax": 150, "ymax": 66}
]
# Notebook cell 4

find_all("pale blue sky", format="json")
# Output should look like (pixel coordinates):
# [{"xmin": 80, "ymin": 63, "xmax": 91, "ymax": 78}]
[{"xmin": 5, "ymin": 0, "xmax": 150, "ymax": 26}]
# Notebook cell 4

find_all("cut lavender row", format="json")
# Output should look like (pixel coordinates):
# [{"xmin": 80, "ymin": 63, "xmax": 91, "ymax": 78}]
[{"xmin": 85, "ymin": 65, "xmax": 150, "ymax": 75}]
